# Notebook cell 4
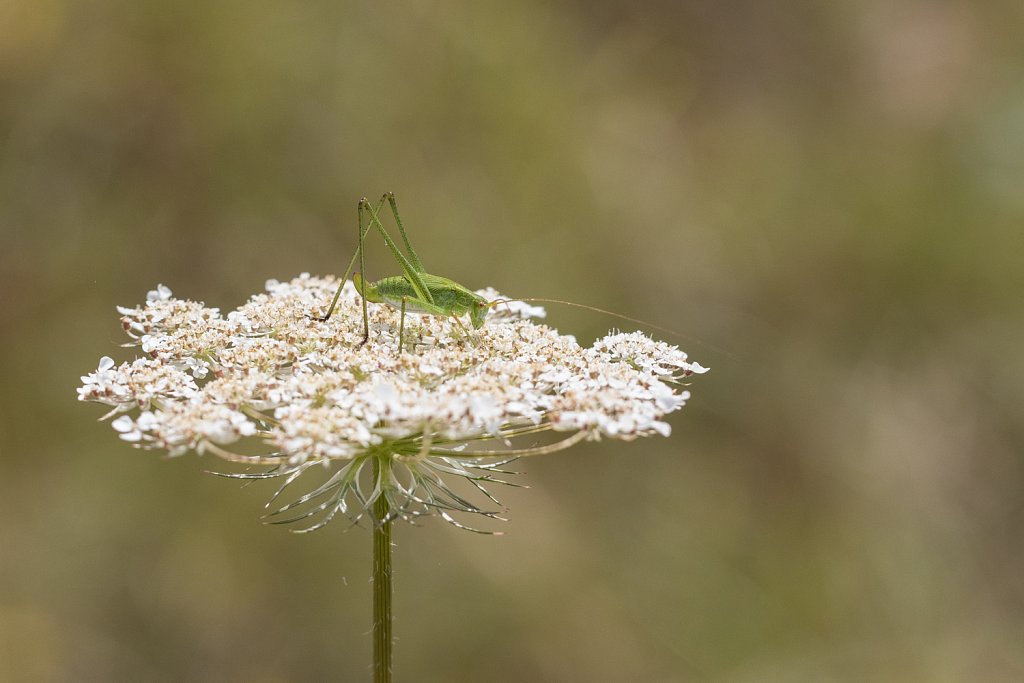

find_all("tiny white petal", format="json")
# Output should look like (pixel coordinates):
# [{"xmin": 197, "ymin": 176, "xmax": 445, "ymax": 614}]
[
  {"xmin": 146, "ymin": 284, "xmax": 173, "ymax": 302},
  {"xmin": 137, "ymin": 411, "xmax": 159, "ymax": 429},
  {"xmin": 689, "ymin": 362, "xmax": 710, "ymax": 374},
  {"xmin": 651, "ymin": 421, "xmax": 671, "ymax": 437}
]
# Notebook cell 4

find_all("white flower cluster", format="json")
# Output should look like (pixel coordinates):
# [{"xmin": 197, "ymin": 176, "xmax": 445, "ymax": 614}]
[{"xmin": 78, "ymin": 274, "xmax": 707, "ymax": 528}]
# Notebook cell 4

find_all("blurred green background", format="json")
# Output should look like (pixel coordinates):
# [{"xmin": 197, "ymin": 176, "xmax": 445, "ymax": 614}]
[{"xmin": 3, "ymin": 1, "xmax": 1023, "ymax": 681}]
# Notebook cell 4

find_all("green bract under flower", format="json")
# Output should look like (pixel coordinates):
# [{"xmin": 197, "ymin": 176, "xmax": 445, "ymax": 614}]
[{"xmin": 78, "ymin": 274, "xmax": 708, "ymax": 530}]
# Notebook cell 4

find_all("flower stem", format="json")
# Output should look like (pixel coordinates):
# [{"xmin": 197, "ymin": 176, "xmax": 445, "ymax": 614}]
[{"xmin": 372, "ymin": 456, "xmax": 393, "ymax": 683}]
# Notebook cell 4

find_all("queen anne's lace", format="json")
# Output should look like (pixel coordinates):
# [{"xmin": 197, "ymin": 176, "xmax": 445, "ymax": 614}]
[{"xmin": 78, "ymin": 274, "xmax": 708, "ymax": 530}]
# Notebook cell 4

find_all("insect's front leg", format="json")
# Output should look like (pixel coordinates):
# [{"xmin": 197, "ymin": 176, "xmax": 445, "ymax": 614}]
[{"xmin": 448, "ymin": 313, "xmax": 481, "ymax": 347}]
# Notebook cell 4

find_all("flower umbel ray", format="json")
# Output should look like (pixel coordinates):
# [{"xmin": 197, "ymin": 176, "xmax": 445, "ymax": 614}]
[{"xmin": 78, "ymin": 274, "xmax": 708, "ymax": 531}]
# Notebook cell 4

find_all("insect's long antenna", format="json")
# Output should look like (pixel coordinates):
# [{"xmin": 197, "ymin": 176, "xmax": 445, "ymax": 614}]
[
  {"xmin": 487, "ymin": 297, "xmax": 734, "ymax": 358},
  {"xmin": 489, "ymin": 297, "xmax": 680, "ymax": 336}
]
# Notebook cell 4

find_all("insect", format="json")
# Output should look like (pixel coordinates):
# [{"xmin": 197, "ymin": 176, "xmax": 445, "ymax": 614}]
[
  {"xmin": 316, "ymin": 193, "xmax": 708, "ymax": 354},
  {"xmin": 315, "ymin": 193, "xmax": 491, "ymax": 350}
]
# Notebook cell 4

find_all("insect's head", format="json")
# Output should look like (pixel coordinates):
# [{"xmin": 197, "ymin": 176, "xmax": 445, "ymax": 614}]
[{"xmin": 470, "ymin": 298, "xmax": 489, "ymax": 329}]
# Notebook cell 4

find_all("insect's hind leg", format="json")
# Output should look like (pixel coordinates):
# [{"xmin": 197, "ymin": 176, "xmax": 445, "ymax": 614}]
[
  {"xmin": 314, "ymin": 195, "xmax": 386, "ymax": 323},
  {"xmin": 357, "ymin": 199, "xmax": 370, "ymax": 345},
  {"xmin": 383, "ymin": 192, "xmax": 425, "ymax": 273},
  {"xmin": 398, "ymin": 298, "xmax": 406, "ymax": 352},
  {"xmin": 356, "ymin": 278, "xmax": 370, "ymax": 348}
]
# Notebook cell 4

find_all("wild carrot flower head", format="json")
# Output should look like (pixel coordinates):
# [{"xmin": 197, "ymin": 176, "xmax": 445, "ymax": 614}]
[{"xmin": 78, "ymin": 274, "xmax": 708, "ymax": 531}]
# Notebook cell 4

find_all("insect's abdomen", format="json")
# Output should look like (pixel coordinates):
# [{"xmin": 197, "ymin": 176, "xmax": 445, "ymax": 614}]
[
  {"xmin": 374, "ymin": 276, "xmax": 432, "ymax": 313},
  {"xmin": 373, "ymin": 273, "xmax": 483, "ymax": 316},
  {"xmin": 375, "ymin": 276, "xmax": 419, "ymax": 300}
]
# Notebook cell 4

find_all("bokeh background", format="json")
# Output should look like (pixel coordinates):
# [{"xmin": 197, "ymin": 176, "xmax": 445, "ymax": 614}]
[{"xmin": 3, "ymin": 1, "xmax": 1023, "ymax": 681}]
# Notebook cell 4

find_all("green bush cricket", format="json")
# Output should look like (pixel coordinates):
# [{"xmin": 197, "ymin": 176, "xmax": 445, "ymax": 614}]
[
  {"xmin": 316, "ymin": 192, "xmax": 698, "ymax": 352},
  {"xmin": 315, "ymin": 193, "xmax": 490, "ymax": 350}
]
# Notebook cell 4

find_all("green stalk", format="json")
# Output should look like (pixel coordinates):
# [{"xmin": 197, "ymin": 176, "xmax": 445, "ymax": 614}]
[{"xmin": 372, "ymin": 456, "xmax": 393, "ymax": 683}]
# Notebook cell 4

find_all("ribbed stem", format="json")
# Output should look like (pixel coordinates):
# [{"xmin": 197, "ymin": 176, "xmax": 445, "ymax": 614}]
[{"xmin": 372, "ymin": 457, "xmax": 393, "ymax": 683}]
